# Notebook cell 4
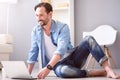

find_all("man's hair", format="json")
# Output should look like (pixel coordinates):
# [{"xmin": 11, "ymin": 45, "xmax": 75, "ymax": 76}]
[{"xmin": 34, "ymin": 2, "xmax": 53, "ymax": 14}]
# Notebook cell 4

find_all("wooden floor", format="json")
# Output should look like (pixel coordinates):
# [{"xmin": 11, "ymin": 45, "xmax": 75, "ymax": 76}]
[{"xmin": 0, "ymin": 69, "xmax": 120, "ymax": 80}]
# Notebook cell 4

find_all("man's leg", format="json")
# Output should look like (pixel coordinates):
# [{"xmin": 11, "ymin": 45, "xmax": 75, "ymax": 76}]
[
  {"xmin": 66, "ymin": 36, "xmax": 107, "ymax": 68},
  {"xmin": 53, "ymin": 37, "xmax": 92, "ymax": 78},
  {"xmin": 54, "ymin": 64, "xmax": 88, "ymax": 78},
  {"xmin": 54, "ymin": 36, "xmax": 120, "ymax": 78},
  {"xmin": 81, "ymin": 36, "xmax": 120, "ymax": 79},
  {"xmin": 88, "ymin": 69, "xmax": 106, "ymax": 77},
  {"xmin": 54, "ymin": 36, "xmax": 106, "ymax": 78}
]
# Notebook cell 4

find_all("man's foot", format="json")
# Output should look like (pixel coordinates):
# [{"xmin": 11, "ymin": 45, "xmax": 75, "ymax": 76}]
[
  {"xmin": 101, "ymin": 60, "xmax": 120, "ymax": 79},
  {"xmin": 107, "ymin": 69, "xmax": 120, "ymax": 79}
]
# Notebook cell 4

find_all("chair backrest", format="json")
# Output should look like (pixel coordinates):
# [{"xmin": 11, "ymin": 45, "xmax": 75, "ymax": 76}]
[{"xmin": 83, "ymin": 25, "xmax": 117, "ymax": 46}]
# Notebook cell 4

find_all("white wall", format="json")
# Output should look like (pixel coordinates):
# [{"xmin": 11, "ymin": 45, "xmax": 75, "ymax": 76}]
[
  {"xmin": 75, "ymin": 0, "xmax": 120, "ymax": 68},
  {"xmin": 9, "ymin": 0, "xmax": 38, "ymax": 63},
  {"xmin": 0, "ymin": 0, "xmax": 38, "ymax": 65},
  {"xmin": 0, "ymin": 4, "xmax": 8, "ymax": 33}
]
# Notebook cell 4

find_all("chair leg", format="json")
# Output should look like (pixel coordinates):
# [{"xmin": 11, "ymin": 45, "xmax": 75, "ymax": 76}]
[
  {"xmin": 104, "ymin": 45, "xmax": 117, "ymax": 68},
  {"xmin": 91, "ymin": 58, "xmax": 96, "ymax": 69},
  {"xmin": 85, "ymin": 54, "xmax": 94, "ymax": 69}
]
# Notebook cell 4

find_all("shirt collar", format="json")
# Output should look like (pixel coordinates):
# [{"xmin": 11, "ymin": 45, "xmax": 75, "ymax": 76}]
[{"xmin": 50, "ymin": 20, "xmax": 57, "ymax": 33}]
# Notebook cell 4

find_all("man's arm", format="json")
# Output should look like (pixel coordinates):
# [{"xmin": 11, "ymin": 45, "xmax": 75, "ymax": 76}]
[
  {"xmin": 27, "ymin": 27, "xmax": 39, "ymax": 74},
  {"xmin": 28, "ymin": 63, "xmax": 35, "ymax": 74},
  {"xmin": 47, "ymin": 54, "xmax": 61, "ymax": 68}
]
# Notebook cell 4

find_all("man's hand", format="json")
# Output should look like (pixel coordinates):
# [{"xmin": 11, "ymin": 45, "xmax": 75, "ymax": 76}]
[
  {"xmin": 37, "ymin": 67, "xmax": 51, "ymax": 79},
  {"xmin": 28, "ymin": 63, "xmax": 35, "ymax": 74},
  {"xmin": 37, "ymin": 54, "xmax": 61, "ymax": 79}
]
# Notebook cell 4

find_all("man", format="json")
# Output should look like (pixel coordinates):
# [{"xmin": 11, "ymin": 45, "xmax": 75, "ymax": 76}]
[{"xmin": 27, "ymin": 2, "xmax": 120, "ymax": 79}]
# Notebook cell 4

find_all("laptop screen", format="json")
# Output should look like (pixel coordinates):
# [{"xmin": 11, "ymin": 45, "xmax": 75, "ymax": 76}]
[{"xmin": 1, "ymin": 61, "xmax": 33, "ymax": 79}]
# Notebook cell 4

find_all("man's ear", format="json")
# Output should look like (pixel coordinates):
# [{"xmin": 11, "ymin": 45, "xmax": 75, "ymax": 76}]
[{"xmin": 49, "ymin": 11, "xmax": 53, "ymax": 17}]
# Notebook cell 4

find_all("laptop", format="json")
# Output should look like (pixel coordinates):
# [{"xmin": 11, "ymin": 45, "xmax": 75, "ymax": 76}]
[{"xmin": 1, "ymin": 61, "xmax": 37, "ymax": 79}]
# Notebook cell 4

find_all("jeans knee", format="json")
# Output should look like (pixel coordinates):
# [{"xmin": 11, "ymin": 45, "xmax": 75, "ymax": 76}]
[
  {"xmin": 83, "ymin": 36, "xmax": 96, "ymax": 46},
  {"xmin": 54, "ymin": 65, "xmax": 87, "ymax": 78},
  {"xmin": 84, "ymin": 36, "xmax": 94, "ymax": 41},
  {"xmin": 54, "ymin": 65, "xmax": 76, "ymax": 78},
  {"xmin": 54, "ymin": 65, "xmax": 64, "ymax": 78}
]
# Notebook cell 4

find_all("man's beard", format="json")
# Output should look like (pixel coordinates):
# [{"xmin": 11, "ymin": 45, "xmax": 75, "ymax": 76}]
[{"xmin": 39, "ymin": 20, "xmax": 46, "ymax": 27}]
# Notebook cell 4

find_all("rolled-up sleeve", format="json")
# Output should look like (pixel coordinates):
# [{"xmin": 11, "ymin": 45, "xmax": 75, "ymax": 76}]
[
  {"xmin": 27, "ymin": 28, "xmax": 39, "ymax": 64},
  {"xmin": 54, "ymin": 24, "xmax": 70, "ymax": 57}
]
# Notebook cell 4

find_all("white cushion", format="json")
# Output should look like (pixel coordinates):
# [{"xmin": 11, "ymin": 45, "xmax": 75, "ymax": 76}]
[
  {"xmin": 0, "ymin": 44, "xmax": 13, "ymax": 53},
  {"xmin": 0, "ymin": 34, "xmax": 13, "ymax": 44}
]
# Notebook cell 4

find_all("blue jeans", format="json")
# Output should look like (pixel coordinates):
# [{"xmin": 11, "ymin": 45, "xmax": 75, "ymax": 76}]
[{"xmin": 53, "ymin": 36, "xmax": 108, "ymax": 78}]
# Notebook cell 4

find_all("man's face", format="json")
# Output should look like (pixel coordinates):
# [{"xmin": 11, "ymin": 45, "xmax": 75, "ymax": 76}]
[{"xmin": 35, "ymin": 7, "xmax": 51, "ymax": 27}]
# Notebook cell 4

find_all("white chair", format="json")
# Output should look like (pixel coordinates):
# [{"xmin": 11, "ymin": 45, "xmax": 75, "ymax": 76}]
[{"xmin": 83, "ymin": 25, "xmax": 117, "ymax": 69}]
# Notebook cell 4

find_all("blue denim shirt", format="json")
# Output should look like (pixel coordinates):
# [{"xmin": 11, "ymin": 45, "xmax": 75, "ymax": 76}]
[{"xmin": 27, "ymin": 20, "xmax": 73, "ymax": 68}]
